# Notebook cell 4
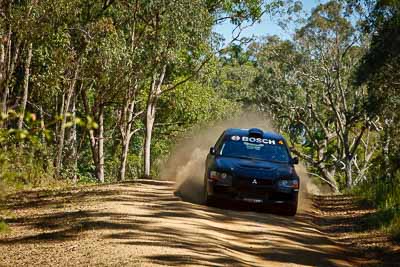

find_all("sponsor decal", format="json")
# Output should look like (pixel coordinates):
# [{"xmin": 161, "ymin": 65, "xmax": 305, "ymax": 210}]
[
  {"xmin": 243, "ymin": 136, "xmax": 275, "ymax": 145},
  {"xmin": 231, "ymin": 135, "xmax": 284, "ymax": 145},
  {"xmin": 231, "ymin": 135, "xmax": 241, "ymax": 141}
]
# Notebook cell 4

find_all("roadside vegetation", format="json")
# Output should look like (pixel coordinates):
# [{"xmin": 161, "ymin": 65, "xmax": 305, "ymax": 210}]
[{"xmin": 0, "ymin": 0, "xmax": 399, "ymax": 239}]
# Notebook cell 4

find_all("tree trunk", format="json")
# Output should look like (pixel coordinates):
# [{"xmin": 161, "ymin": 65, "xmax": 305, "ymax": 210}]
[
  {"xmin": 119, "ymin": 111, "xmax": 137, "ymax": 181},
  {"xmin": 345, "ymin": 157, "xmax": 353, "ymax": 189},
  {"xmin": 118, "ymin": 86, "xmax": 138, "ymax": 181},
  {"xmin": 343, "ymin": 126, "xmax": 366, "ymax": 189},
  {"xmin": 1, "ymin": 36, "xmax": 20, "ymax": 117},
  {"xmin": 18, "ymin": 43, "xmax": 33, "ymax": 130},
  {"xmin": 316, "ymin": 160, "xmax": 339, "ymax": 192},
  {"xmin": 1, "ymin": 27, "xmax": 11, "ymax": 116},
  {"xmin": 321, "ymin": 167, "xmax": 339, "ymax": 193},
  {"xmin": 143, "ymin": 65, "xmax": 166, "ymax": 177},
  {"xmin": 96, "ymin": 105, "xmax": 105, "ymax": 183},
  {"xmin": 39, "ymin": 105, "xmax": 46, "ymax": 144},
  {"xmin": 55, "ymin": 64, "xmax": 79, "ymax": 177},
  {"xmin": 0, "ymin": 39, "xmax": 5, "ymax": 102},
  {"xmin": 81, "ymin": 89, "xmax": 100, "ymax": 180},
  {"xmin": 382, "ymin": 119, "xmax": 391, "ymax": 182},
  {"xmin": 118, "ymin": 23, "xmax": 139, "ymax": 181},
  {"xmin": 66, "ymin": 92, "xmax": 78, "ymax": 183},
  {"xmin": 144, "ymin": 101, "xmax": 155, "ymax": 177},
  {"xmin": 119, "ymin": 138, "xmax": 129, "ymax": 181},
  {"xmin": 0, "ymin": 37, "xmax": 5, "ymax": 129}
]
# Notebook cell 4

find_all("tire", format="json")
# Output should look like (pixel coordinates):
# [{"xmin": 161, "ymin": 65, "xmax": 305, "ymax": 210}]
[
  {"xmin": 203, "ymin": 177, "xmax": 212, "ymax": 206},
  {"xmin": 260, "ymin": 204, "xmax": 270, "ymax": 213},
  {"xmin": 282, "ymin": 202, "xmax": 297, "ymax": 216}
]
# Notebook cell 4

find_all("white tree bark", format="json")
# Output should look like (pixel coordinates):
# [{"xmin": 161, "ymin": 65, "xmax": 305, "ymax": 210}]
[
  {"xmin": 144, "ymin": 65, "xmax": 166, "ymax": 177},
  {"xmin": 144, "ymin": 103, "xmax": 155, "ymax": 177},
  {"xmin": 0, "ymin": 39, "xmax": 5, "ymax": 100},
  {"xmin": 18, "ymin": 43, "xmax": 33, "ymax": 130},
  {"xmin": 96, "ymin": 105, "xmax": 105, "ymax": 183},
  {"xmin": 1, "ymin": 34, "xmax": 20, "ymax": 117},
  {"xmin": 66, "ymin": 92, "xmax": 78, "ymax": 183},
  {"xmin": 118, "ymin": 87, "xmax": 141, "ymax": 181},
  {"xmin": 55, "ymin": 64, "xmax": 79, "ymax": 176}
]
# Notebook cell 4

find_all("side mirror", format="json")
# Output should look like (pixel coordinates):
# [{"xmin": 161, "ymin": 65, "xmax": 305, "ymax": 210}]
[
  {"xmin": 291, "ymin": 157, "xmax": 299, "ymax": 165},
  {"xmin": 209, "ymin": 147, "xmax": 216, "ymax": 155}
]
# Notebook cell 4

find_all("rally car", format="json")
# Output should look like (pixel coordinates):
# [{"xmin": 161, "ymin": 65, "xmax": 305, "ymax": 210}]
[{"xmin": 204, "ymin": 128, "xmax": 300, "ymax": 216}]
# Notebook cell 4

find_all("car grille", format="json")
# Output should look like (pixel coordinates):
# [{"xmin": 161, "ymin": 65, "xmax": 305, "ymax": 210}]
[{"xmin": 236, "ymin": 177, "xmax": 274, "ymax": 187}]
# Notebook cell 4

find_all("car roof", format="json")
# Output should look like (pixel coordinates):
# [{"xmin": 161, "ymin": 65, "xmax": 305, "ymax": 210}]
[{"xmin": 224, "ymin": 128, "xmax": 285, "ymax": 140}]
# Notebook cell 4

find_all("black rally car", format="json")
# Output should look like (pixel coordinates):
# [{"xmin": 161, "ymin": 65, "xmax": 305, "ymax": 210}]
[{"xmin": 204, "ymin": 128, "xmax": 300, "ymax": 215}]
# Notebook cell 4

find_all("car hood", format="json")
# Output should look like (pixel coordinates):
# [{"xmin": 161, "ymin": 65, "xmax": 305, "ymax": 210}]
[{"xmin": 214, "ymin": 156, "xmax": 295, "ymax": 180}]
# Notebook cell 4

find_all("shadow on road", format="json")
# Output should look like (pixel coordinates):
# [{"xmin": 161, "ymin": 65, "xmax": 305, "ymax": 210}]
[
  {"xmin": 0, "ymin": 180, "xmax": 376, "ymax": 266},
  {"xmin": 312, "ymin": 195, "xmax": 400, "ymax": 266}
]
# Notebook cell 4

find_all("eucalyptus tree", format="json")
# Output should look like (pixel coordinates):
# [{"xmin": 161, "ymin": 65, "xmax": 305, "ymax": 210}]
[
  {"xmin": 136, "ymin": 0, "xmax": 213, "ymax": 177},
  {"xmin": 0, "ymin": 0, "xmax": 33, "ymax": 125},
  {"xmin": 21, "ymin": 0, "xmax": 130, "ymax": 181},
  {"xmin": 1, "ymin": 0, "xmax": 327, "ymax": 185},
  {"xmin": 139, "ymin": 0, "xmax": 271, "ymax": 177},
  {"xmin": 356, "ymin": 0, "xmax": 400, "ymax": 184},
  {"xmin": 212, "ymin": 44, "xmax": 259, "ymax": 105},
  {"xmin": 295, "ymin": 1, "xmax": 378, "ymax": 189},
  {"xmin": 78, "ymin": 11, "xmax": 134, "ymax": 182},
  {"xmin": 251, "ymin": 1, "xmax": 375, "ymax": 191}
]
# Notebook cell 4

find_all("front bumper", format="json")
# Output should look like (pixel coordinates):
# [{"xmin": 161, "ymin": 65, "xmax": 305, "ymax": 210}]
[{"xmin": 207, "ymin": 179, "xmax": 298, "ymax": 205}]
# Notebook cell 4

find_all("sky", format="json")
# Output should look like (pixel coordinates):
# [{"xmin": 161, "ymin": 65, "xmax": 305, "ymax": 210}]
[{"xmin": 214, "ymin": 0, "xmax": 324, "ymax": 43}]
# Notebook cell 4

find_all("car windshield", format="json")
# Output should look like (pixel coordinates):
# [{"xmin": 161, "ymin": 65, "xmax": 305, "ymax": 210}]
[{"xmin": 219, "ymin": 139, "xmax": 290, "ymax": 163}]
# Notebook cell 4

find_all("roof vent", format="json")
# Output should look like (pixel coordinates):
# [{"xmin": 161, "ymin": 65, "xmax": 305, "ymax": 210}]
[{"xmin": 248, "ymin": 128, "xmax": 263, "ymax": 138}]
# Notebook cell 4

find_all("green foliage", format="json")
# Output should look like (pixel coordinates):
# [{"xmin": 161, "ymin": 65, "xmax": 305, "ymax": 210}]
[
  {"xmin": 352, "ymin": 169, "xmax": 400, "ymax": 240},
  {"xmin": 0, "ymin": 108, "xmax": 98, "ymax": 189},
  {"xmin": 349, "ymin": 0, "xmax": 400, "ymax": 240},
  {"xmin": 358, "ymin": 207, "xmax": 400, "ymax": 241},
  {"xmin": 152, "ymin": 80, "xmax": 239, "ymax": 173},
  {"xmin": 126, "ymin": 154, "xmax": 143, "ymax": 180},
  {"xmin": 0, "ymin": 147, "xmax": 55, "ymax": 191},
  {"xmin": 160, "ymin": 81, "xmax": 238, "ymax": 126},
  {"xmin": 1, "ymin": 1, "xmax": 398, "ymax": 244},
  {"xmin": 0, "ymin": 0, "xmax": 283, "ymax": 186},
  {"xmin": 355, "ymin": 0, "xmax": 400, "ymax": 178},
  {"xmin": 0, "ymin": 113, "xmax": 55, "ymax": 191}
]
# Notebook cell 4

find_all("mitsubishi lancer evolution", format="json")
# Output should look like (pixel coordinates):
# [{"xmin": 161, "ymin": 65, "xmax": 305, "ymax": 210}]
[{"xmin": 204, "ymin": 128, "xmax": 300, "ymax": 216}]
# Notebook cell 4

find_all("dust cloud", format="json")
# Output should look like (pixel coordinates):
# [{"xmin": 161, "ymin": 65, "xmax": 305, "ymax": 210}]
[
  {"xmin": 296, "ymin": 164, "xmax": 320, "ymax": 211},
  {"xmin": 160, "ymin": 112, "xmax": 319, "ymax": 211}
]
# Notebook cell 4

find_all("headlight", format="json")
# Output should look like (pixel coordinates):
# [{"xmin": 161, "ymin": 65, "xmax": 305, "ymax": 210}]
[
  {"xmin": 278, "ymin": 179, "xmax": 299, "ymax": 189},
  {"xmin": 210, "ymin": 171, "xmax": 230, "ymax": 181}
]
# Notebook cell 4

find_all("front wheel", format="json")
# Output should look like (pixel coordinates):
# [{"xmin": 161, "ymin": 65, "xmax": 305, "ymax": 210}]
[
  {"xmin": 203, "ymin": 178, "xmax": 214, "ymax": 206},
  {"xmin": 282, "ymin": 202, "xmax": 297, "ymax": 216}
]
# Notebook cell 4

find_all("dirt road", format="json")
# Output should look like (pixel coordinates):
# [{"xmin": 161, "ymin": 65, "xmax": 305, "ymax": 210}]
[{"xmin": 0, "ymin": 180, "xmax": 362, "ymax": 266}]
